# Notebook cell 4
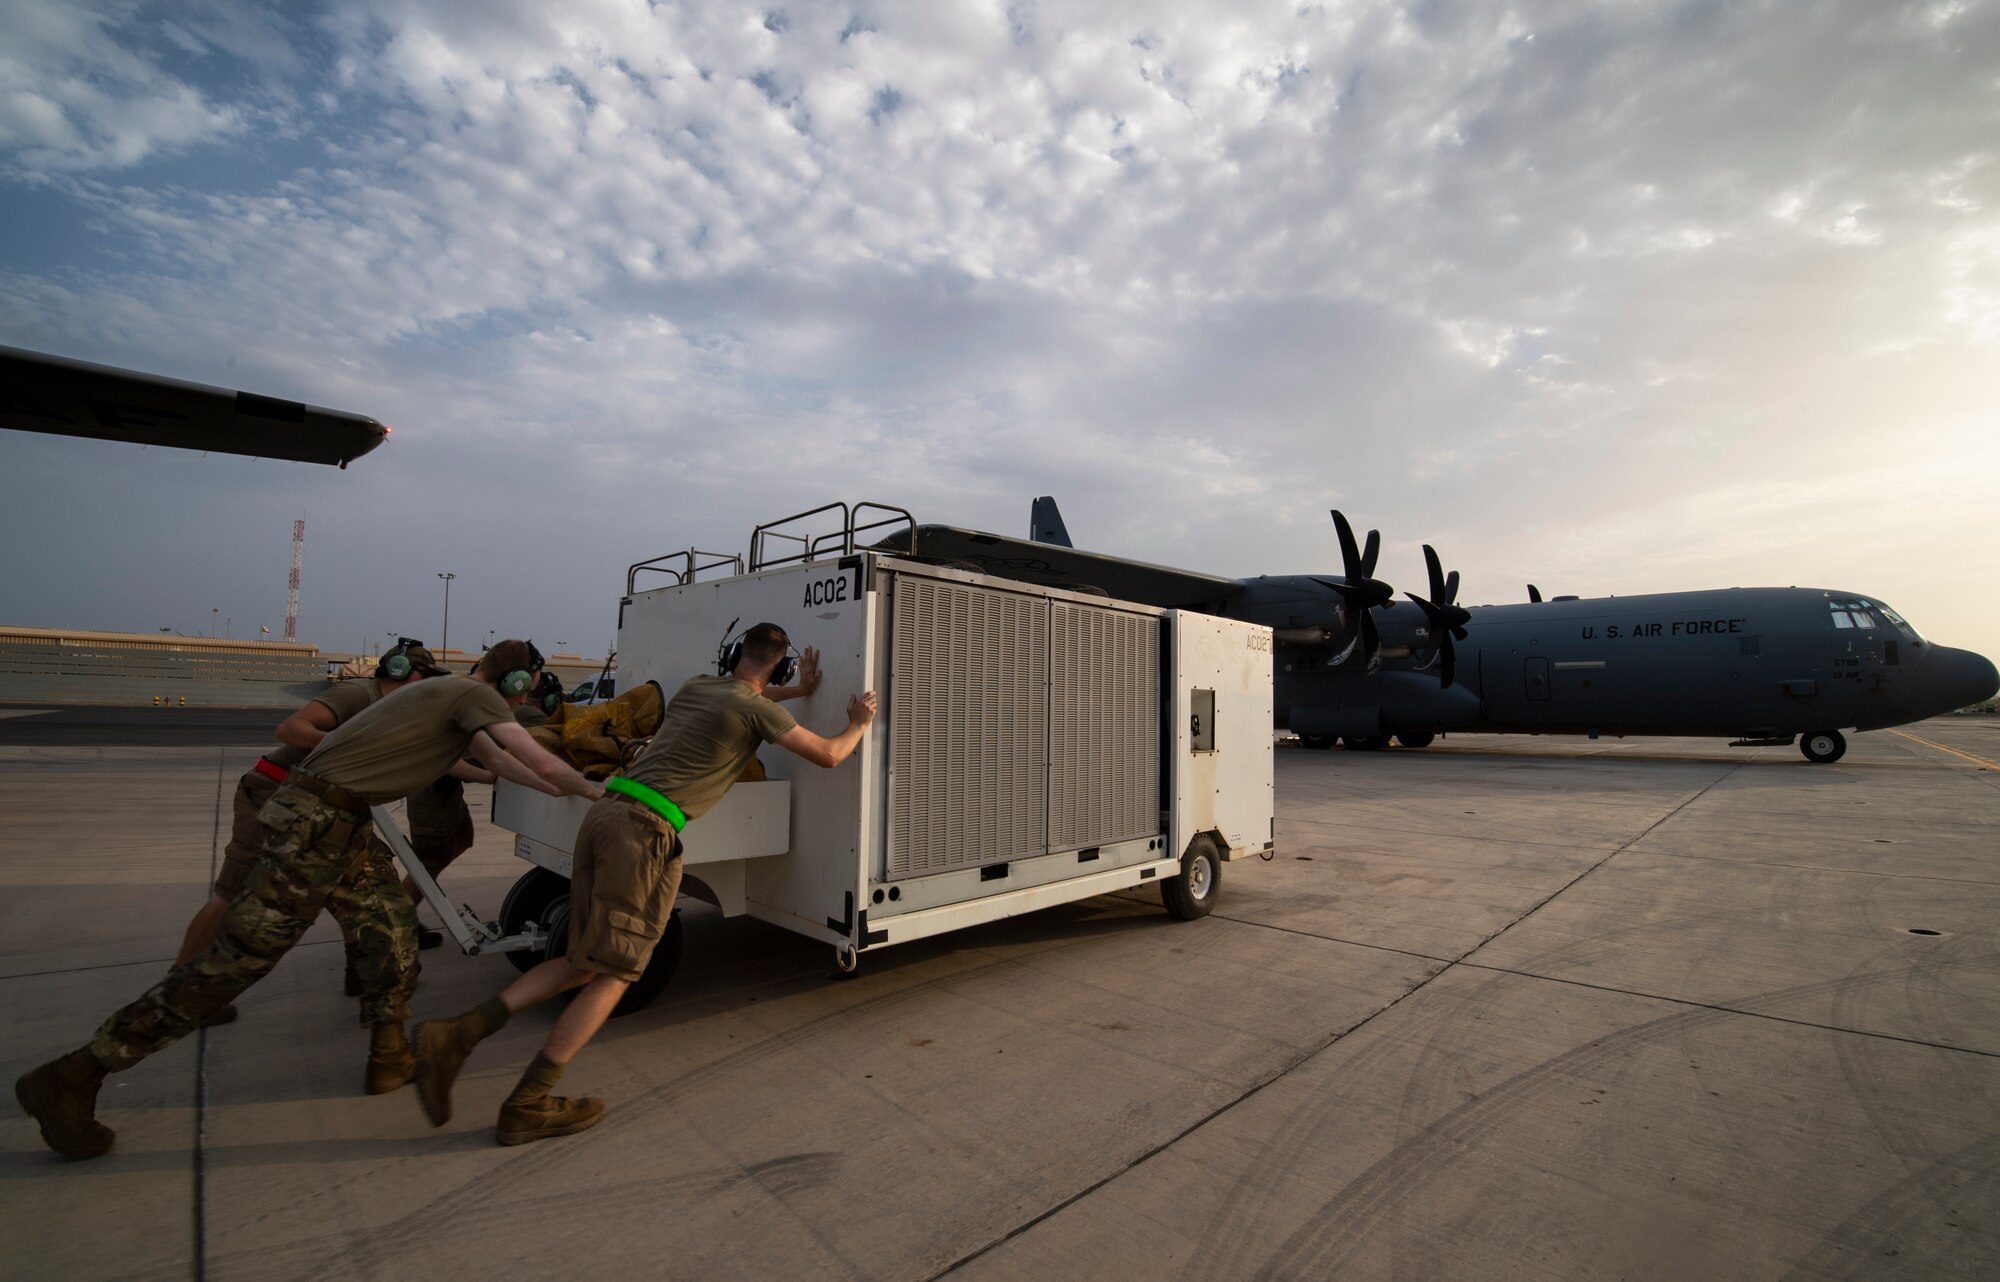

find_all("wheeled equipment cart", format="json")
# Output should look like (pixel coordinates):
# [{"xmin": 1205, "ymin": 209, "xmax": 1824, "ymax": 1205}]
[{"xmin": 388, "ymin": 502, "xmax": 1274, "ymax": 1012}]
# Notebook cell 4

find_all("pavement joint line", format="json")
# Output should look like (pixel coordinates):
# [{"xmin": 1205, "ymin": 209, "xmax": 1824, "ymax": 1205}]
[
  {"xmin": 1278, "ymin": 819, "xmax": 1640, "ymax": 856},
  {"xmin": 1198, "ymin": 910, "xmax": 1454, "ymax": 965},
  {"xmin": 925, "ymin": 949, "xmax": 1452, "ymax": 1281},
  {"xmin": 1453, "ymin": 960, "xmax": 2000, "ymax": 1060},
  {"xmin": 1886, "ymin": 727, "xmax": 2000, "ymax": 771},
  {"xmin": 933, "ymin": 777, "xmax": 1739, "ymax": 1279},
  {"xmin": 1641, "ymin": 846, "xmax": 2000, "ymax": 888},
  {"xmin": 0, "ymin": 936, "xmax": 349, "ymax": 983},
  {"xmin": 1453, "ymin": 768, "xmax": 1741, "ymax": 970},
  {"xmin": 191, "ymin": 748, "xmax": 225, "ymax": 1282}
]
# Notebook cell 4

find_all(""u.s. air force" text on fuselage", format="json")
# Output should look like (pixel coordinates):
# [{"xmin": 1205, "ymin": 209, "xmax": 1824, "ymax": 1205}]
[{"xmin": 1583, "ymin": 618, "xmax": 1747, "ymax": 640}]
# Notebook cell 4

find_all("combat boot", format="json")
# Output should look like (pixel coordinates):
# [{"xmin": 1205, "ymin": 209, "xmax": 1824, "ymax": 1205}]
[
  {"xmin": 494, "ymin": 1053, "xmax": 604, "ymax": 1146},
  {"xmin": 15, "ymin": 1049, "xmax": 115, "ymax": 1159},
  {"xmin": 365, "ymin": 1023, "xmax": 415, "ymax": 1094},
  {"xmin": 413, "ymin": 995, "xmax": 510, "ymax": 1126}
]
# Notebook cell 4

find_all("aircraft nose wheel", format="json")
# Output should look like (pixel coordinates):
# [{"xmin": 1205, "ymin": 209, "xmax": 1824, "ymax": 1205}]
[{"xmin": 1800, "ymin": 730, "xmax": 1847, "ymax": 763}]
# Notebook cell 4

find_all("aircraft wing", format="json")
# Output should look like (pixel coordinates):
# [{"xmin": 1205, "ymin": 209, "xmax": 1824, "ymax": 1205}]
[
  {"xmin": 1, "ymin": 345, "xmax": 389, "ymax": 468},
  {"xmin": 877, "ymin": 524, "xmax": 1241, "ymax": 610}
]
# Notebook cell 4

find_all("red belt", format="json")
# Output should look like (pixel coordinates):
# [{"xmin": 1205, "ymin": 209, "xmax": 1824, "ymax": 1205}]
[{"xmin": 252, "ymin": 757, "xmax": 290, "ymax": 784}]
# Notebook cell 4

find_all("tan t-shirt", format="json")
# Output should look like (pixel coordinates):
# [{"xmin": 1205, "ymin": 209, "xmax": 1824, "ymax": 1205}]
[
  {"xmin": 300, "ymin": 676, "xmax": 516, "ymax": 804},
  {"xmin": 625, "ymin": 675, "xmax": 797, "ymax": 824},
  {"xmin": 266, "ymin": 679, "xmax": 381, "ymax": 770}
]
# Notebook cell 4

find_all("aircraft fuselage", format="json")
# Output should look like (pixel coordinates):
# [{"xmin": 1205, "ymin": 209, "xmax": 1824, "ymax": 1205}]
[{"xmin": 1270, "ymin": 585, "xmax": 1997, "ymax": 742}]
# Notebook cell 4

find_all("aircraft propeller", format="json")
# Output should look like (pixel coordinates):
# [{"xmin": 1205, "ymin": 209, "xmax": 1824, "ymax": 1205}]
[
  {"xmin": 1405, "ymin": 544, "xmax": 1472, "ymax": 687},
  {"xmin": 1309, "ymin": 509, "xmax": 1394, "ymax": 671}
]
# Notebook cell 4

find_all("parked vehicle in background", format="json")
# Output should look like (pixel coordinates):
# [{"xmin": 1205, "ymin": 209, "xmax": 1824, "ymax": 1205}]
[{"xmin": 566, "ymin": 676, "xmax": 616, "ymax": 704}]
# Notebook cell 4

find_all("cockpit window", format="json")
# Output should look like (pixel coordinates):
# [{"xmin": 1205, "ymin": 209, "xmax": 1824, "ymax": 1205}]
[
  {"xmin": 1837, "ymin": 599, "xmax": 1925, "ymax": 643},
  {"xmin": 1830, "ymin": 600, "xmax": 1882, "ymax": 630},
  {"xmin": 1878, "ymin": 605, "xmax": 1924, "ymax": 643}
]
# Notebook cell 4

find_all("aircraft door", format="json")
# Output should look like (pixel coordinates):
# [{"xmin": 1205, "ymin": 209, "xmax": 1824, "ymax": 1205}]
[{"xmin": 1525, "ymin": 656, "xmax": 1551, "ymax": 702}]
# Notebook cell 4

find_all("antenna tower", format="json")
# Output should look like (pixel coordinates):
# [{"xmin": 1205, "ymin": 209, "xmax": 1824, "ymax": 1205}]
[{"xmin": 284, "ymin": 519, "xmax": 304, "ymax": 641}]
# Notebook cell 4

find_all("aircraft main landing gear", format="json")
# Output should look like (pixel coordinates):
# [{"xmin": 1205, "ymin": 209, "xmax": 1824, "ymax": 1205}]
[{"xmin": 1800, "ymin": 730, "xmax": 1847, "ymax": 763}]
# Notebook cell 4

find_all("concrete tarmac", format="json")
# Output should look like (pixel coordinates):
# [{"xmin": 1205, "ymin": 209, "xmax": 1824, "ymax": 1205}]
[{"xmin": 3, "ymin": 719, "xmax": 1997, "ymax": 1280}]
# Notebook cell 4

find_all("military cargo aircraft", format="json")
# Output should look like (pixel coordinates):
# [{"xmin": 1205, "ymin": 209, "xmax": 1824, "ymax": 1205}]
[
  {"xmin": 1, "ymin": 344, "xmax": 388, "ymax": 468},
  {"xmin": 878, "ymin": 499, "xmax": 1998, "ymax": 764}
]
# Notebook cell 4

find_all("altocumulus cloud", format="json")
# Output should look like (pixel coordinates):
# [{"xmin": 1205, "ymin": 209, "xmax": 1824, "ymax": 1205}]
[{"xmin": 1, "ymin": 0, "xmax": 1997, "ymax": 660}]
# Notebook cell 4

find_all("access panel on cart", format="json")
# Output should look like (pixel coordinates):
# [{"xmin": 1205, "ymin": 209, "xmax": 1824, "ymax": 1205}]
[
  {"xmin": 1170, "ymin": 610, "xmax": 1275, "ymax": 861},
  {"xmin": 615, "ymin": 557, "xmax": 876, "ymax": 942}
]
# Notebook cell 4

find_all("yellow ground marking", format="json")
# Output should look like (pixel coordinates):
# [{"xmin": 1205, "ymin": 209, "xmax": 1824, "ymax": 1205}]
[{"xmin": 1886, "ymin": 727, "xmax": 2000, "ymax": 770}]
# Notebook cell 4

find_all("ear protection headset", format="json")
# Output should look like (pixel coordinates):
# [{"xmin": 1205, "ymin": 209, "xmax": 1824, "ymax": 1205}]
[
  {"xmin": 498, "ymin": 640, "xmax": 545, "ymax": 697},
  {"xmin": 534, "ymin": 670, "xmax": 564, "ymax": 714},
  {"xmin": 716, "ymin": 618, "xmax": 798, "ymax": 687},
  {"xmin": 377, "ymin": 637, "xmax": 424, "ymax": 681}
]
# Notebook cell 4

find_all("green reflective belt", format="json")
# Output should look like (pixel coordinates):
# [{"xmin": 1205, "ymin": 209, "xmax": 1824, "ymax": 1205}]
[{"xmin": 604, "ymin": 775, "xmax": 688, "ymax": 832}]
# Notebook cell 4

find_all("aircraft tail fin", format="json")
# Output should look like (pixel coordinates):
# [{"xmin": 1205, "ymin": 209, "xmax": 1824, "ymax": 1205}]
[{"xmin": 1030, "ymin": 496, "xmax": 1073, "ymax": 547}]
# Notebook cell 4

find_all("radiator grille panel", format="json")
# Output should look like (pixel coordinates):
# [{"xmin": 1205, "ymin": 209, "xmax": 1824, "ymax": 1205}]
[
  {"xmin": 887, "ymin": 580, "xmax": 1048, "ymax": 878},
  {"xmin": 1049, "ymin": 604, "xmax": 1159, "ymax": 850}
]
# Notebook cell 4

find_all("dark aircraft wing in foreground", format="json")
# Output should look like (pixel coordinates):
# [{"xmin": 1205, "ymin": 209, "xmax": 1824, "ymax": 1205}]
[{"xmin": 1, "ymin": 345, "xmax": 388, "ymax": 468}]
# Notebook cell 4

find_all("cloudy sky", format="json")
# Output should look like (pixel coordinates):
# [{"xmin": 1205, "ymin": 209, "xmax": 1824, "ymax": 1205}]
[{"xmin": 3, "ymin": 0, "xmax": 1996, "ymax": 667}]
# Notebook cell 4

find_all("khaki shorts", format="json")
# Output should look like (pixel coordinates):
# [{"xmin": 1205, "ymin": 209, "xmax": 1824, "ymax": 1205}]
[
  {"xmin": 213, "ymin": 767, "xmax": 284, "ymax": 900},
  {"xmin": 566, "ymin": 793, "xmax": 682, "ymax": 983}
]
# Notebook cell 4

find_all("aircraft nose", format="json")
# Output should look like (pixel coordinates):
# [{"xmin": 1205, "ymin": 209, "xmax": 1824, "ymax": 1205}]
[{"xmin": 1933, "ymin": 646, "xmax": 2000, "ymax": 710}]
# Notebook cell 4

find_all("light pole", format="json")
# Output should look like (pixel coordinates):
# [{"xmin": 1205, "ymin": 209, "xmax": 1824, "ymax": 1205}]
[
  {"xmin": 211, "ymin": 607, "xmax": 218, "ymax": 638},
  {"xmin": 437, "ymin": 572, "xmax": 456, "ymax": 658}
]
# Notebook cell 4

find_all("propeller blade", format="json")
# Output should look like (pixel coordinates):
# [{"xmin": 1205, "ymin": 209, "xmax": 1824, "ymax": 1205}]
[
  {"xmin": 1319, "ymin": 511, "xmax": 1395, "ymax": 670},
  {"xmin": 1413, "ymin": 541, "xmax": 1471, "ymax": 637},
  {"xmin": 1406, "ymin": 590, "xmax": 1471, "ymax": 684},
  {"xmin": 1423, "ymin": 545, "xmax": 1446, "ymax": 603},
  {"xmin": 1331, "ymin": 510, "xmax": 1362, "ymax": 578}
]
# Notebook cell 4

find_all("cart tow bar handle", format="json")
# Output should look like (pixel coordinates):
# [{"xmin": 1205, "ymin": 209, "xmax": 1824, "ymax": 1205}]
[{"xmin": 368, "ymin": 804, "xmax": 503, "ymax": 948}]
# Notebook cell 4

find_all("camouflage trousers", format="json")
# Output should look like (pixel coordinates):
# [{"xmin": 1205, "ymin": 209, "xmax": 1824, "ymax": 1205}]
[
  {"xmin": 331, "ymin": 840, "xmax": 422, "ymax": 1026},
  {"xmin": 91, "ymin": 787, "xmax": 420, "ymax": 1071}
]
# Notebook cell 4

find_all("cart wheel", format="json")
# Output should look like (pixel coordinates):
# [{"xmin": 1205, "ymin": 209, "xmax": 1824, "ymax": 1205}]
[
  {"xmin": 1161, "ymin": 834, "xmax": 1222, "ymax": 921},
  {"xmin": 497, "ymin": 867, "xmax": 569, "ymax": 973},
  {"xmin": 546, "ymin": 904, "xmax": 685, "ymax": 1018},
  {"xmin": 834, "ymin": 943, "xmax": 860, "ymax": 975}
]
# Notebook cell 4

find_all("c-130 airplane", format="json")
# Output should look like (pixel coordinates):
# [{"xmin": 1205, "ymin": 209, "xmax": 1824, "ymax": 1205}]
[{"xmin": 878, "ymin": 499, "xmax": 1998, "ymax": 764}]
